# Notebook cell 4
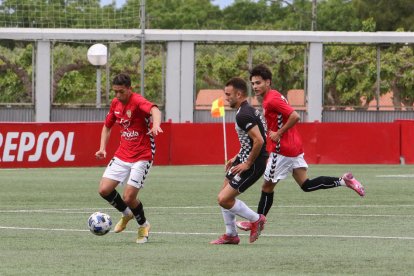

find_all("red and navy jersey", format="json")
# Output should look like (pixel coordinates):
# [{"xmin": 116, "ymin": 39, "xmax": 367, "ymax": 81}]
[
  {"xmin": 104, "ymin": 92, "xmax": 156, "ymax": 162},
  {"xmin": 262, "ymin": 89, "xmax": 303, "ymax": 157}
]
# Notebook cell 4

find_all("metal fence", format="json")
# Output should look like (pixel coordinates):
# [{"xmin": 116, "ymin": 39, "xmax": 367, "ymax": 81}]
[{"xmin": 5, "ymin": 107, "xmax": 413, "ymax": 123}]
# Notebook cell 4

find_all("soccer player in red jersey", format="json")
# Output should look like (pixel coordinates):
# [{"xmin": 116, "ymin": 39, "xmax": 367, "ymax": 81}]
[
  {"xmin": 237, "ymin": 64, "xmax": 365, "ymax": 231},
  {"xmin": 95, "ymin": 73, "xmax": 162, "ymax": 243}
]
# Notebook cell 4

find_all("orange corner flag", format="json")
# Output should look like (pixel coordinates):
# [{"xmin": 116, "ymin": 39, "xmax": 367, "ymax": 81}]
[{"xmin": 211, "ymin": 97, "xmax": 225, "ymax": 118}]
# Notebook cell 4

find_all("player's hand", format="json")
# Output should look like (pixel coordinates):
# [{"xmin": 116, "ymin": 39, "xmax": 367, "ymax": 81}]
[
  {"xmin": 95, "ymin": 150, "xmax": 106, "ymax": 160},
  {"xmin": 269, "ymin": 130, "xmax": 281, "ymax": 142},
  {"xmin": 147, "ymin": 125, "xmax": 163, "ymax": 136},
  {"xmin": 225, "ymin": 159, "xmax": 233, "ymax": 172},
  {"xmin": 230, "ymin": 162, "xmax": 250, "ymax": 175}
]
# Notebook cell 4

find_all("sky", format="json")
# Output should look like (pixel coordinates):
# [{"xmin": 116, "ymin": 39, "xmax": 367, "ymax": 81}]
[{"xmin": 100, "ymin": 0, "xmax": 235, "ymax": 9}]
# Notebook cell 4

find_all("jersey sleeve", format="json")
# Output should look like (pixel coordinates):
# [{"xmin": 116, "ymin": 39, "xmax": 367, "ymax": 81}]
[
  {"xmin": 104, "ymin": 100, "xmax": 117, "ymax": 128},
  {"xmin": 137, "ymin": 95, "xmax": 157, "ymax": 116},
  {"xmin": 236, "ymin": 112, "xmax": 257, "ymax": 132},
  {"xmin": 268, "ymin": 93, "xmax": 294, "ymax": 117}
]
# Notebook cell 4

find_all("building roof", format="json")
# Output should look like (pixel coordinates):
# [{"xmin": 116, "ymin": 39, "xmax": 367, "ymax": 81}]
[{"xmin": 195, "ymin": 89, "xmax": 306, "ymax": 110}]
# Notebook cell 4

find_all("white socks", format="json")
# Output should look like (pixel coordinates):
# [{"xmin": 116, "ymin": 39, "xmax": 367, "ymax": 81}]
[
  {"xmin": 229, "ymin": 199, "xmax": 260, "ymax": 222},
  {"xmin": 122, "ymin": 207, "xmax": 132, "ymax": 216},
  {"xmin": 221, "ymin": 207, "xmax": 237, "ymax": 236}
]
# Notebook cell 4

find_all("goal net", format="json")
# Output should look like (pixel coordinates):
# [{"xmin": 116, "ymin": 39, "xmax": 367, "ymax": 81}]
[{"xmin": 0, "ymin": 0, "xmax": 141, "ymax": 29}]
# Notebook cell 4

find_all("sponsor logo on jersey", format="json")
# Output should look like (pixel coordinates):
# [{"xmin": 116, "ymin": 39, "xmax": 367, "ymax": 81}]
[
  {"xmin": 119, "ymin": 118, "xmax": 130, "ymax": 129},
  {"xmin": 121, "ymin": 130, "xmax": 139, "ymax": 140}
]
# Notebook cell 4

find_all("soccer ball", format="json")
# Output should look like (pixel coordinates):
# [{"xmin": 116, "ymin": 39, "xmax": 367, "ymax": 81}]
[{"xmin": 88, "ymin": 212, "xmax": 112, "ymax": 236}]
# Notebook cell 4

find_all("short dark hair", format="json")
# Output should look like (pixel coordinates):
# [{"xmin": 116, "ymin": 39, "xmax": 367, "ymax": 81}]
[
  {"xmin": 225, "ymin": 77, "xmax": 248, "ymax": 96},
  {"xmin": 249, "ymin": 64, "xmax": 272, "ymax": 82},
  {"xmin": 112, "ymin": 73, "xmax": 131, "ymax": 87}
]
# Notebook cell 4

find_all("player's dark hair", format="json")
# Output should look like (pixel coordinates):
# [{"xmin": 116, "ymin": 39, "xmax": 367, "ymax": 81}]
[
  {"xmin": 112, "ymin": 73, "xmax": 131, "ymax": 87},
  {"xmin": 250, "ymin": 64, "xmax": 272, "ymax": 82},
  {"xmin": 225, "ymin": 77, "xmax": 248, "ymax": 96}
]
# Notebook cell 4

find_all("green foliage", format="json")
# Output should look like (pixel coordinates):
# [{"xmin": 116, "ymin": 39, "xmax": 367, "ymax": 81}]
[
  {"xmin": 0, "ymin": 42, "xmax": 33, "ymax": 103},
  {"xmin": 318, "ymin": 0, "xmax": 361, "ymax": 31},
  {"xmin": 353, "ymin": 0, "xmax": 414, "ymax": 31},
  {"xmin": 324, "ymin": 45, "xmax": 379, "ymax": 108},
  {"xmin": 1, "ymin": 0, "xmax": 414, "ymax": 109}
]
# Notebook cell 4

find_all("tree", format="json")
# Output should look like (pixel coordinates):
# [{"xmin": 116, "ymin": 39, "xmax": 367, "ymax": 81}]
[
  {"xmin": 0, "ymin": 42, "xmax": 33, "ymax": 103},
  {"xmin": 317, "ymin": 0, "xmax": 361, "ymax": 31},
  {"xmin": 353, "ymin": 0, "xmax": 414, "ymax": 31}
]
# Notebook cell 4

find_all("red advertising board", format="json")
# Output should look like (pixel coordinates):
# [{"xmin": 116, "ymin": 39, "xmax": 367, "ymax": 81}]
[
  {"xmin": 0, "ymin": 121, "xmax": 412, "ymax": 168},
  {"xmin": 0, "ymin": 122, "xmax": 119, "ymax": 168}
]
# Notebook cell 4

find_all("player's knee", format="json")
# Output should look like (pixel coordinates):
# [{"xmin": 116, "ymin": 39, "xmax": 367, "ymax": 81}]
[
  {"xmin": 262, "ymin": 181, "xmax": 276, "ymax": 193},
  {"xmin": 123, "ymin": 195, "xmax": 136, "ymax": 206},
  {"xmin": 217, "ymin": 195, "xmax": 231, "ymax": 209},
  {"xmin": 217, "ymin": 194, "xmax": 225, "ymax": 206},
  {"xmin": 98, "ymin": 186, "xmax": 111, "ymax": 197}
]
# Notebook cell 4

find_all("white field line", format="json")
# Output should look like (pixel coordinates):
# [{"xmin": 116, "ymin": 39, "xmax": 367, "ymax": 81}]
[
  {"xmin": 0, "ymin": 226, "xmax": 413, "ymax": 241},
  {"xmin": 376, "ymin": 174, "xmax": 414, "ymax": 178},
  {"xmin": 1, "ymin": 204, "xmax": 414, "ymax": 214},
  {"xmin": 0, "ymin": 209, "xmax": 412, "ymax": 218},
  {"xmin": 297, "ymin": 213, "xmax": 414, "ymax": 218}
]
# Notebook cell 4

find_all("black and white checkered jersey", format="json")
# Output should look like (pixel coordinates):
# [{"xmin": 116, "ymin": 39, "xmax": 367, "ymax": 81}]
[{"xmin": 235, "ymin": 101, "xmax": 268, "ymax": 162}]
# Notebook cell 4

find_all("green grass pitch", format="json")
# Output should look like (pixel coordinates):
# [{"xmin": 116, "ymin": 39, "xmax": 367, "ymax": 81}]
[{"xmin": 1, "ymin": 165, "xmax": 414, "ymax": 275}]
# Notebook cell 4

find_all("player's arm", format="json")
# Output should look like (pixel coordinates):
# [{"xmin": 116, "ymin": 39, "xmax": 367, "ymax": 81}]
[
  {"xmin": 231, "ymin": 125, "xmax": 264, "ymax": 175},
  {"xmin": 95, "ymin": 125, "xmax": 111, "ymax": 160},
  {"xmin": 147, "ymin": 106, "xmax": 163, "ymax": 136},
  {"xmin": 269, "ymin": 110, "xmax": 300, "ymax": 142}
]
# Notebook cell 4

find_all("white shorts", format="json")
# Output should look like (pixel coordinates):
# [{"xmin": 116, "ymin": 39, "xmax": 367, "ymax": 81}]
[
  {"xmin": 102, "ymin": 157, "xmax": 152, "ymax": 189},
  {"xmin": 264, "ymin": 152, "xmax": 308, "ymax": 183}
]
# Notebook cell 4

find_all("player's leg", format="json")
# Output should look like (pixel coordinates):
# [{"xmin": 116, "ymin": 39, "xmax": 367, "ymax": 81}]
[
  {"xmin": 210, "ymin": 180, "xmax": 240, "ymax": 245},
  {"xmin": 295, "ymin": 167, "xmax": 342, "ymax": 191},
  {"xmin": 237, "ymin": 153, "xmax": 289, "ymax": 231},
  {"xmin": 230, "ymin": 157, "xmax": 267, "ymax": 243},
  {"xmin": 124, "ymin": 160, "xmax": 153, "ymax": 243},
  {"xmin": 292, "ymin": 153, "xmax": 340, "ymax": 191},
  {"xmin": 292, "ymin": 154, "xmax": 365, "ymax": 196},
  {"xmin": 99, "ymin": 158, "xmax": 133, "ymax": 233}
]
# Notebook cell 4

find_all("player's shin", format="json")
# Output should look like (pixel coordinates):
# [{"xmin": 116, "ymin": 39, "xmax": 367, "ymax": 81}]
[
  {"xmin": 301, "ymin": 176, "xmax": 341, "ymax": 192},
  {"xmin": 101, "ymin": 189, "xmax": 128, "ymax": 212},
  {"xmin": 257, "ymin": 191, "xmax": 274, "ymax": 216}
]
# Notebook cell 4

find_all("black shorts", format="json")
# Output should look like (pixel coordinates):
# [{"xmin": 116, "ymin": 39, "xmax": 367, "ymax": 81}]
[{"xmin": 226, "ymin": 155, "xmax": 267, "ymax": 193}]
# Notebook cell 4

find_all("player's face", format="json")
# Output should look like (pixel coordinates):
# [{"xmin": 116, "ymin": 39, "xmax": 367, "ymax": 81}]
[
  {"xmin": 112, "ymin": 85, "xmax": 131, "ymax": 104},
  {"xmin": 251, "ymin": 76, "xmax": 270, "ymax": 98},
  {"xmin": 224, "ymin": 85, "xmax": 240, "ymax": 109}
]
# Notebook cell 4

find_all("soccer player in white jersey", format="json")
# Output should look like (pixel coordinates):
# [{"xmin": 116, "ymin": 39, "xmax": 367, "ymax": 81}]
[
  {"xmin": 210, "ymin": 77, "xmax": 268, "ymax": 245},
  {"xmin": 95, "ymin": 73, "xmax": 162, "ymax": 243},
  {"xmin": 236, "ymin": 64, "xmax": 365, "ymax": 232}
]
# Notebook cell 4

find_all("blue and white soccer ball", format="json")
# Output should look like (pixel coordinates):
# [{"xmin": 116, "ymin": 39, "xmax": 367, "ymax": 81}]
[{"xmin": 88, "ymin": 212, "xmax": 112, "ymax": 236}]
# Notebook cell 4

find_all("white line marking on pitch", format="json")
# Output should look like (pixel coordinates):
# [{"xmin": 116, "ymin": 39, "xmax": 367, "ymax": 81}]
[
  {"xmin": 376, "ymin": 174, "xmax": 414, "ymax": 178},
  {"xmin": 1, "ymin": 204, "xmax": 414, "ymax": 214},
  {"xmin": 1, "ymin": 226, "xmax": 413, "ymax": 240}
]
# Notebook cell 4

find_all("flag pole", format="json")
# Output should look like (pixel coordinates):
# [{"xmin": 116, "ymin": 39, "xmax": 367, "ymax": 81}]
[{"xmin": 222, "ymin": 112, "xmax": 227, "ymax": 165}]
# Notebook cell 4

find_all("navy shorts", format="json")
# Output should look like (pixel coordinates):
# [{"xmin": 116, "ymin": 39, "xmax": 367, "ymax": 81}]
[{"xmin": 226, "ymin": 155, "xmax": 267, "ymax": 193}]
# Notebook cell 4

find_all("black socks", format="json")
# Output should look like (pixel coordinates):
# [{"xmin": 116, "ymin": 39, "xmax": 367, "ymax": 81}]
[
  {"xmin": 101, "ymin": 190, "xmax": 127, "ymax": 212},
  {"xmin": 301, "ymin": 176, "xmax": 341, "ymax": 192},
  {"xmin": 131, "ymin": 202, "xmax": 146, "ymax": 225},
  {"xmin": 257, "ymin": 191, "xmax": 274, "ymax": 216}
]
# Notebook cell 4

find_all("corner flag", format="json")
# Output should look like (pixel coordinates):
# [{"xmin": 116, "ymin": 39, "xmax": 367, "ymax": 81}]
[
  {"xmin": 211, "ymin": 97, "xmax": 227, "ymax": 164},
  {"xmin": 211, "ymin": 97, "xmax": 225, "ymax": 118}
]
